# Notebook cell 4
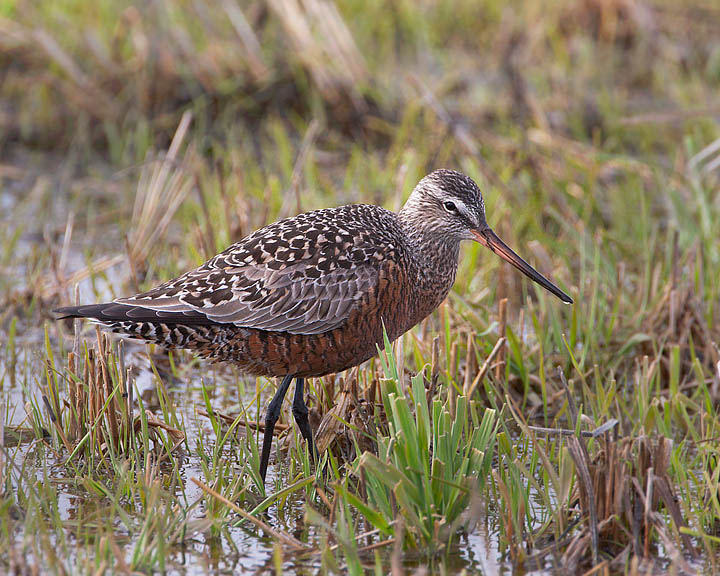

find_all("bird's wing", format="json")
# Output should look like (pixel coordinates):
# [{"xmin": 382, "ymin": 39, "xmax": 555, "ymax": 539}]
[{"xmin": 116, "ymin": 208, "xmax": 386, "ymax": 335}]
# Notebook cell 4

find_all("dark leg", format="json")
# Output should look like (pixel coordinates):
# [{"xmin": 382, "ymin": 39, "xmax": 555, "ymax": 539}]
[
  {"xmin": 292, "ymin": 377, "xmax": 318, "ymax": 462},
  {"xmin": 259, "ymin": 375, "xmax": 293, "ymax": 482}
]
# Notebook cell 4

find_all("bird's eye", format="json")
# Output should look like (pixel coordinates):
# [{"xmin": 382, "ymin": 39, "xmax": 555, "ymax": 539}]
[{"xmin": 443, "ymin": 201, "xmax": 457, "ymax": 213}]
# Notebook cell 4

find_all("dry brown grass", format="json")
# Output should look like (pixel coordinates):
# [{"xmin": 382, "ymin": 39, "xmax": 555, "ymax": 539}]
[{"xmin": 47, "ymin": 323, "xmax": 184, "ymax": 463}]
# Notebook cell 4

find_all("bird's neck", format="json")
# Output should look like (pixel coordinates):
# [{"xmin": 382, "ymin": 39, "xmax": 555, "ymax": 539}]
[{"xmin": 397, "ymin": 209, "xmax": 461, "ymax": 294}]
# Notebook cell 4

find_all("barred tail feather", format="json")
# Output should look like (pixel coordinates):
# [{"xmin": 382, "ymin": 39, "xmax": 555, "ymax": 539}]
[
  {"xmin": 54, "ymin": 303, "xmax": 227, "ymax": 351},
  {"xmin": 105, "ymin": 319, "xmax": 222, "ymax": 350}
]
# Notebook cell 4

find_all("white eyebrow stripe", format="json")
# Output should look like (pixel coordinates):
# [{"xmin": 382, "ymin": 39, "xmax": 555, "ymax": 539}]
[{"xmin": 452, "ymin": 199, "xmax": 472, "ymax": 219}]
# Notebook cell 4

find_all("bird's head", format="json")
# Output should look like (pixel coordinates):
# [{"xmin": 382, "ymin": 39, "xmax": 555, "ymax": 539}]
[{"xmin": 402, "ymin": 169, "xmax": 573, "ymax": 304}]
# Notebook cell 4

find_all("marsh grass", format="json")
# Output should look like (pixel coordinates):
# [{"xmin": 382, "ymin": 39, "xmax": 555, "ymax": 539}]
[
  {"xmin": 346, "ymin": 333, "xmax": 498, "ymax": 552},
  {"xmin": 1, "ymin": 0, "xmax": 720, "ymax": 574}
]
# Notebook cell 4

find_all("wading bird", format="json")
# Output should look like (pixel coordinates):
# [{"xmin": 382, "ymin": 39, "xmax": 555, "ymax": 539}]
[{"xmin": 56, "ymin": 170, "xmax": 572, "ymax": 483}]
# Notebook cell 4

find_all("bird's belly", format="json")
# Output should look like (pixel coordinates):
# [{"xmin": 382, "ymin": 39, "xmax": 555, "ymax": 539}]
[{"xmin": 194, "ymin": 323, "xmax": 378, "ymax": 378}]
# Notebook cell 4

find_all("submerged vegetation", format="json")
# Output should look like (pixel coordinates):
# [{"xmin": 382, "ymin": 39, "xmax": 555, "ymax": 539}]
[{"xmin": 1, "ymin": 0, "xmax": 719, "ymax": 573}]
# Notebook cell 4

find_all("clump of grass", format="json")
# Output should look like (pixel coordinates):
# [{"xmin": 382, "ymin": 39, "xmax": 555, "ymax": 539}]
[
  {"xmin": 42, "ymin": 323, "xmax": 184, "ymax": 470},
  {"xmin": 314, "ymin": 368, "xmax": 379, "ymax": 465},
  {"xmin": 524, "ymin": 424, "xmax": 695, "ymax": 572},
  {"xmin": 489, "ymin": 351, "xmax": 717, "ymax": 573},
  {"xmin": 344, "ymin": 332, "xmax": 498, "ymax": 553}
]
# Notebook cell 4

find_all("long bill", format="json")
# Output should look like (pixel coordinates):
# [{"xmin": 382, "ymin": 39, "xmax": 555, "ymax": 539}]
[{"xmin": 472, "ymin": 228, "xmax": 573, "ymax": 304}]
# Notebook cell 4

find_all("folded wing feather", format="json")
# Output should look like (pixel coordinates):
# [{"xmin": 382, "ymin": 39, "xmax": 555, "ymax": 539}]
[{"xmin": 116, "ymin": 250, "xmax": 379, "ymax": 335}]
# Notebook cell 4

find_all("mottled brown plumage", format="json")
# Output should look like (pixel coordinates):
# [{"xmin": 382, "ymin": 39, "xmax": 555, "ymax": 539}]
[{"xmin": 56, "ymin": 169, "xmax": 572, "ymax": 483}]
